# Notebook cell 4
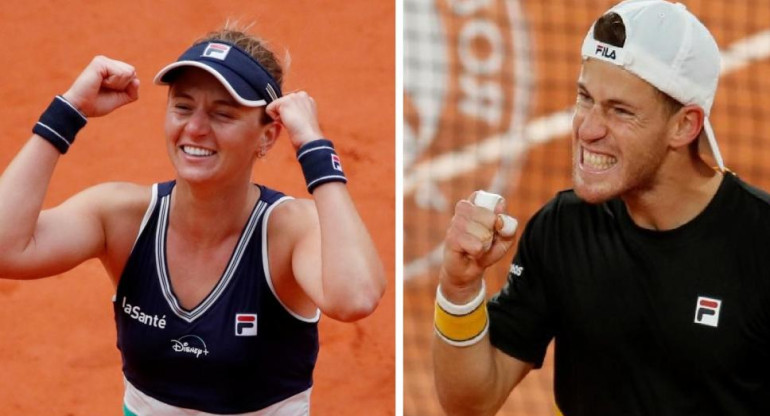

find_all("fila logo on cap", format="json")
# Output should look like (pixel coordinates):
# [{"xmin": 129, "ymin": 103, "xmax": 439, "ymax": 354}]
[
  {"xmin": 694, "ymin": 296, "xmax": 721, "ymax": 327},
  {"xmin": 203, "ymin": 43, "xmax": 231, "ymax": 61},
  {"xmin": 235, "ymin": 313, "xmax": 258, "ymax": 336},
  {"xmin": 595, "ymin": 44, "xmax": 617, "ymax": 60}
]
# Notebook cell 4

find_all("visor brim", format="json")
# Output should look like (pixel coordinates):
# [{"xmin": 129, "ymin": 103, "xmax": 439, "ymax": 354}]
[{"xmin": 153, "ymin": 61, "xmax": 268, "ymax": 107}]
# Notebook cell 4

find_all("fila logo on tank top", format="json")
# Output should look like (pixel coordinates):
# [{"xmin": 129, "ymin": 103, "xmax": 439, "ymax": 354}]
[{"xmin": 113, "ymin": 181, "xmax": 320, "ymax": 414}]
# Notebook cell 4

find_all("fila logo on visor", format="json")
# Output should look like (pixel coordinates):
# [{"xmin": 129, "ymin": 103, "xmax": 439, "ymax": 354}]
[
  {"xmin": 595, "ymin": 44, "xmax": 617, "ymax": 60},
  {"xmin": 235, "ymin": 313, "xmax": 257, "ymax": 336},
  {"xmin": 694, "ymin": 296, "xmax": 721, "ymax": 327},
  {"xmin": 202, "ymin": 43, "xmax": 231, "ymax": 61}
]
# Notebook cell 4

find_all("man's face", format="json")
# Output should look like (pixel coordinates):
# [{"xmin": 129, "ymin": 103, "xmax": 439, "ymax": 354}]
[{"xmin": 571, "ymin": 58, "xmax": 676, "ymax": 204}]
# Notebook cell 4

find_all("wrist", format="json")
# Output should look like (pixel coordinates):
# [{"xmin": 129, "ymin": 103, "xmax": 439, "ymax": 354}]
[
  {"xmin": 438, "ymin": 268, "xmax": 484, "ymax": 304},
  {"xmin": 294, "ymin": 129, "xmax": 324, "ymax": 147},
  {"xmin": 32, "ymin": 95, "xmax": 88, "ymax": 154},
  {"xmin": 295, "ymin": 137, "xmax": 325, "ymax": 150},
  {"xmin": 61, "ymin": 91, "xmax": 85, "ymax": 114},
  {"xmin": 434, "ymin": 280, "xmax": 489, "ymax": 347},
  {"xmin": 296, "ymin": 139, "xmax": 348, "ymax": 193},
  {"xmin": 436, "ymin": 279, "xmax": 486, "ymax": 314}
]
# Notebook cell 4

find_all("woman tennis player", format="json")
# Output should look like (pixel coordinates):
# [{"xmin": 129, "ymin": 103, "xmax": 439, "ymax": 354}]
[{"xmin": 0, "ymin": 26, "xmax": 385, "ymax": 415}]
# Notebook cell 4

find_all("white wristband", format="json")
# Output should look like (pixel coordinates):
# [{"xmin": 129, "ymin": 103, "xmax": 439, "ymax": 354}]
[{"xmin": 436, "ymin": 280, "xmax": 486, "ymax": 316}]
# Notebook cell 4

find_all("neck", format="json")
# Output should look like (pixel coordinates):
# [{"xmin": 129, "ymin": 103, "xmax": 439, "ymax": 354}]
[
  {"xmin": 169, "ymin": 176, "xmax": 259, "ymax": 244},
  {"xmin": 622, "ymin": 155, "xmax": 723, "ymax": 231}
]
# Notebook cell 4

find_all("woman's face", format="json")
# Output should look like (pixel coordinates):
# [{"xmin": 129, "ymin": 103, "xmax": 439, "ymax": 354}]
[{"xmin": 164, "ymin": 68, "xmax": 275, "ymax": 186}]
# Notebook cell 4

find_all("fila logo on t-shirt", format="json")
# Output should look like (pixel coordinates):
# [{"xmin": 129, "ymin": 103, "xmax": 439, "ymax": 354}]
[
  {"xmin": 235, "ymin": 313, "xmax": 258, "ymax": 336},
  {"xmin": 694, "ymin": 296, "xmax": 722, "ymax": 327}
]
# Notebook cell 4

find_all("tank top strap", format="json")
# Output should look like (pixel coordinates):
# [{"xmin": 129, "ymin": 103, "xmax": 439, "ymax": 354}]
[
  {"xmin": 157, "ymin": 180, "xmax": 176, "ymax": 199},
  {"xmin": 257, "ymin": 184, "xmax": 291, "ymax": 206},
  {"xmin": 130, "ymin": 181, "xmax": 174, "ymax": 250}
]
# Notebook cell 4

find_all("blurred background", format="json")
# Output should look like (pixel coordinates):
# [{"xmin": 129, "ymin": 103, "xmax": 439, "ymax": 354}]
[{"xmin": 403, "ymin": 0, "xmax": 770, "ymax": 414}]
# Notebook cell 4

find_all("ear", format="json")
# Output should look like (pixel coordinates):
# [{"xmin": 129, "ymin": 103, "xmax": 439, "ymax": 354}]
[
  {"xmin": 668, "ymin": 105, "xmax": 704, "ymax": 149},
  {"xmin": 258, "ymin": 122, "xmax": 282, "ymax": 156}
]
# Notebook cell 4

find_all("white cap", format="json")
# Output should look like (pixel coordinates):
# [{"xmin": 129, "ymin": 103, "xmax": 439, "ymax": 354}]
[{"xmin": 581, "ymin": 0, "xmax": 725, "ymax": 171}]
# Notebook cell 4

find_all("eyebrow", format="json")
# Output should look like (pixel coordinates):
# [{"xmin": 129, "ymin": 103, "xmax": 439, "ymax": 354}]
[
  {"xmin": 170, "ymin": 91, "xmax": 240, "ymax": 108},
  {"xmin": 576, "ymin": 82, "xmax": 638, "ymax": 110}
]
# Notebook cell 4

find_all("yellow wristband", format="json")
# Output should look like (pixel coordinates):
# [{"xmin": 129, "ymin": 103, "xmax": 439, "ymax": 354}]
[{"xmin": 434, "ymin": 282, "xmax": 489, "ymax": 347}]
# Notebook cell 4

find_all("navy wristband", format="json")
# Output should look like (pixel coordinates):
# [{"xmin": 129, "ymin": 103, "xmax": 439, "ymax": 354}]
[
  {"xmin": 296, "ymin": 139, "xmax": 348, "ymax": 193},
  {"xmin": 32, "ymin": 96, "xmax": 87, "ymax": 154}
]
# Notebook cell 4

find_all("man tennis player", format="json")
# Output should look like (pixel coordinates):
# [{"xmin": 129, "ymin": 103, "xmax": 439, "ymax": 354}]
[
  {"xmin": 434, "ymin": 0, "xmax": 770, "ymax": 414},
  {"xmin": 0, "ymin": 26, "xmax": 385, "ymax": 415}
]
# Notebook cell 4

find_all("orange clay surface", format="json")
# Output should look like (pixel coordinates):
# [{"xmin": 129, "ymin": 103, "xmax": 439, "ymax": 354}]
[{"xmin": 0, "ymin": 1, "xmax": 394, "ymax": 414}]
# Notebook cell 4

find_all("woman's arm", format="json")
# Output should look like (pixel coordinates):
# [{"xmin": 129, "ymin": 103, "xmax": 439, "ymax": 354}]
[
  {"xmin": 0, "ymin": 56, "xmax": 139, "ymax": 279},
  {"xmin": 266, "ymin": 92, "xmax": 386, "ymax": 322},
  {"xmin": 290, "ymin": 186, "xmax": 385, "ymax": 321}
]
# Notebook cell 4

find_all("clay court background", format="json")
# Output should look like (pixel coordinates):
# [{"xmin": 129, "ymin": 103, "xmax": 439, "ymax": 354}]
[
  {"xmin": 0, "ymin": 1, "xmax": 394, "ymax": 414},
  {"xmin": 404, "ymin": 0, "xmax": 770, "ymax": 415}
]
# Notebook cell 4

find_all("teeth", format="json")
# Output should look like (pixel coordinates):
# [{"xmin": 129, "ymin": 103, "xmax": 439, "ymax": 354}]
[
  {"xmin": 583, "ymin": 149, "xmax": 617, "ymax": 170},
  {"xmin": 182, "ymin": 146, "xmax": 215, "ymax": 157}
]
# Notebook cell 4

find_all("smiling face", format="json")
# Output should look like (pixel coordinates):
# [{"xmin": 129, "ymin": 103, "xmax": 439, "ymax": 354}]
[
  {"xmin": 164, "ymin": 68, "xmax": 277, "ymax": 186},
  {"xmin": 572, "ymin": 58, "xmax": 678, "ymax": 204}
]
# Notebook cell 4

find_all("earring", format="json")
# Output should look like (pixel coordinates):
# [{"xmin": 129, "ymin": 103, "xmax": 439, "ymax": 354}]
[{"xmin": 257, "ymin": 136, "xmax": 269, "ymax": 159}]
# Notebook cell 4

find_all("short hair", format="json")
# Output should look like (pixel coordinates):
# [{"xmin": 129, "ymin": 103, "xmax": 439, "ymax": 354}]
[{"xmin": 593, "ymin": 12, "xmax": 683, "ymax": 117}]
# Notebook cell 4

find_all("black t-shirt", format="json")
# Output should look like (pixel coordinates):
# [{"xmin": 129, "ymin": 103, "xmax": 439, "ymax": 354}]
[{"xmin": 488, "ymin": 173, "xmax": 770, "ymax": 415}]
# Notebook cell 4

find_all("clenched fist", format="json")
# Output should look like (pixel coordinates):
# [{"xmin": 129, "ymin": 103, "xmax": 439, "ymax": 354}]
[
  {"xmin": 265, "ymin": 91, "xmax": 323, "ymax": 150},
  {"xmin": 439, "ymin": 191, "xmax": 518, "ymax": 303},
  {"xmin": 62, "ymin": 56, "xmax": 139, "ymax": 118}
]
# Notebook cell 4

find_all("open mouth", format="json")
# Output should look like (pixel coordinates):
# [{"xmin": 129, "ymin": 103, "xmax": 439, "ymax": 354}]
[
  {"xmin": 581, "ymin": 147, "xmax": 617, "ymax": 171},
  {"xmin": 181, "ymin": 145, "xmax": 216, "ymax": 157}
]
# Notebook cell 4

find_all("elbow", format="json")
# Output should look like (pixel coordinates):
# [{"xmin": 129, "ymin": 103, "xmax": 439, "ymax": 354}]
[
  {"xmin": 324, "ymin": 276, "xmax": 386, "ymax": 322},
  {"xmin": 319, "ymin": 257, "xmax": 386, "ymax": 322},
  {"xmin": 324, "ymin": 290, "xmax": 383, "ymax": 322},
  {"xmin": 0, "ymin": 257, "xmax": 20, "ymax": 280},
  {"xmin": 325, "ymin": 307, "xmax": 373, "ymax": 323}
]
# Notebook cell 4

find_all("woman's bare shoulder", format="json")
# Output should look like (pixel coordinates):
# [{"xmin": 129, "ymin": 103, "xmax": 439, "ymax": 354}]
[{"xmin": 268, "ymin": 197, "xmax": 318, "ymax": 231}]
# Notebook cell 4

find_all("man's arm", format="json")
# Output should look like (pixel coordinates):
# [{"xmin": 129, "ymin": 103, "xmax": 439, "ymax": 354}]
[
  {"xmin": 433, "ymin": 193, "xmax": 530, "ymax": 415},
  {"xmin": 434, "ymin": 328, "xmax": 534, "ymax": 416}
]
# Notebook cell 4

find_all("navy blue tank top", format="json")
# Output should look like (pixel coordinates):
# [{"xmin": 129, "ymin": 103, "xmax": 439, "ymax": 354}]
[{"xmin": 113, "ymin": 181, "xmax": 319, "ymax": 414}]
